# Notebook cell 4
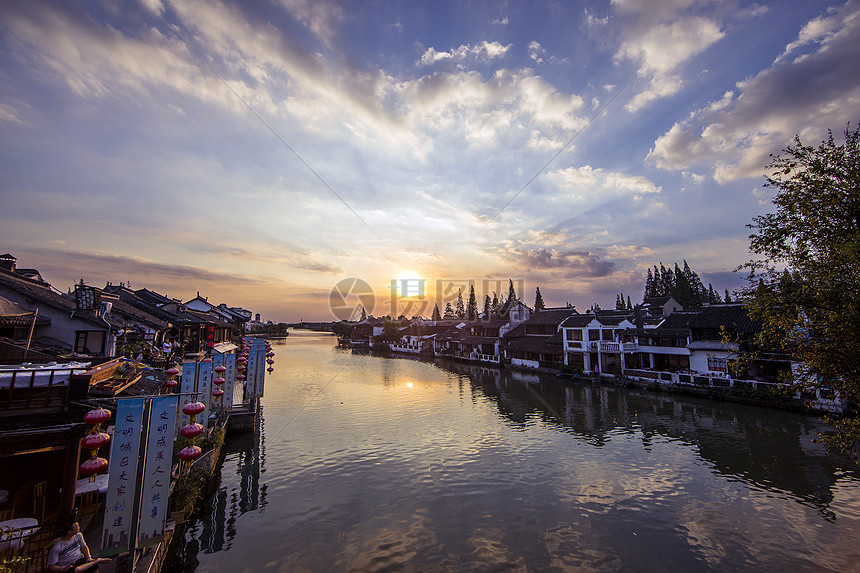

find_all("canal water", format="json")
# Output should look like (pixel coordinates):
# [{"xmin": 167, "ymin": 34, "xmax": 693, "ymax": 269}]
[{"xmin": 173, "ymin": 331, "xmax": 860, "ymax": 572}]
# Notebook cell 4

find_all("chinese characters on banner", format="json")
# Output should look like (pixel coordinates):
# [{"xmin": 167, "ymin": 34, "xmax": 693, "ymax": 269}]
[
  {"xmin": 178, "ymin": 361, "xmax": 198, "ymax": 431},
  {"xmin": 247, "ymin": 339, "xmax": 266, "ymax": 397},
  {"xmin": 101, "ymin": 398, "xmax": 145, "ymax": 556},
  {"xmin": 224, "ymin": 353, "xmax": 236, "ymax": 409},
  {"xmin": 212, "ymin": 352, "xmax": 236, "ymax": 410},
  {"xmin": 197, "ymin": 359, "xmax": 213, "ymax": 423},
  {"xmin": 138, "ymin": 395, "xmax": 178, "ymax": 546}
]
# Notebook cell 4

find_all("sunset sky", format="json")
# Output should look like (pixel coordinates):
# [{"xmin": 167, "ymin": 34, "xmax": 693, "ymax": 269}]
[{"xmin": 1, "ymin": 0, "xmax": 857, "ymax": 321}]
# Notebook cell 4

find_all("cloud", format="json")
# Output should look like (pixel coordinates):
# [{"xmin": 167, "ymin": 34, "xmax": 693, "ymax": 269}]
[
  {"xmin": 277, "ymin": 0, "xmax": 345, "ymax": 46},
  {"xmin": 492, "ymin": 17, "xmax": 510, "ymax": 26},
  {"xmin": 648, "ymin": 0, "xmax": 860, "ymax": 182},
  {"xmin": 528, "ymin": 41, "xmax": 545, "ymax": 64},
  {"xmin": 417, "ymin": 41, "xmax": 512, "ymax": 67},
  {"xmin": 617, "ymin": 15, "xmax": 725, "ymax": 111},
  {"xmin": 500, "ymin": 245, "xmax": 616, "ymax": 277},
  {"xmin": 545, "ymin": 165, "xmax": 661, "ymax": 203}
]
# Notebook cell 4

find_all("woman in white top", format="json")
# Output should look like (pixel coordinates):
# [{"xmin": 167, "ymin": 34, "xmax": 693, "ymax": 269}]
[{"xmin": 46, "ymin": 521, "xmax": 110, "ymax": 572}]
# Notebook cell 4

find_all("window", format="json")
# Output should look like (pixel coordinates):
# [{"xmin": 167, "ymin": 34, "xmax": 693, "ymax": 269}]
[
  {"xmin": 588, "ymin": 329, "xmax": 600, "ymax": 341},
  {"xmin": 75, "ymin": 330, "xmax": 105, "ymax": 354},
  {"xmin": 566, "ymin": 329, "xmax": 583, "ymax": 341},
  {"xmin": 602, "ymin": 329, "xmax": 613, "ymax": 341}
]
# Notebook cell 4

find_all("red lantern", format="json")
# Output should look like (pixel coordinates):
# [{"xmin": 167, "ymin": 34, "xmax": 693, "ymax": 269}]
[
  {"xmin": 180, "ymin": 423, "xmax": 204, "ymax": 439},
  {"xmin": 266, "ymin": 359, "xmax": 274, "ymax": 365},
  {"xmin": 165, "ymin": 367, "xmax": 180, "ymax": 376},
  {"xmin": 81, "ymin": 432, "xmax": 110, "ymax": 451},
  {"xmin": 83, "ymin": 408, "xmax": 111, "ymax": 427},
  {"xmin": 236, "ymin": 374, "xmax": 246, "ymax": 381},
  {"xmin": 267, "ymin": 367, "xmax": 274, "ymax": 373},
  {"xmin": 178, "ymin": 446, "xmax": 202, "ymax": 462},
  {"xmin": 202, "ymin": 357, "xmax": 212, "ymax": 363},
  {"xmin": 182, "ymin": 401, "xmax": 205, "ymax": 417},
  {"xmin": 214, "ymin": 365, "xmax": 226, "ymax": 373},
  {"xmin": 213, "ymin": 377, "xmax": 225, "ymax": 386},
  {"xmin": 165, "ymin": 378, "xmax": 178, "ymax": 388},
  {"xmin": 237, "ymin": 356, "xmax": 247, "ymax": 364},
  {"xmin": 79, "ymin": 457, "xmax": 108, "ymax": 477},
  {"xmin": 213, "ymin": 388, "xmax": 224, "ymax": 397}
]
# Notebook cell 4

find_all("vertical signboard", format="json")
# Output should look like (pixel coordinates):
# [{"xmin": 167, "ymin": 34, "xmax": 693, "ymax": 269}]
[
  {"xmin": 198, "ymin": 359, "xmax": 213, "ymax": 424},
  {"xmin": 224, "ymin": 353, "xmax": 236, "ymax": 410},
  {"xmin": 255, "ymin": 340, "xmax": 266, "ymax": 397},
  {"xmin": 101, "ymin": 398, "xmax": 145, "ymax": 556},
  {"xmin": 178, "ymin": 361, "xmax": 198, "ymax": 430},
  {"xmin": 138, "ymin": 395, "xmax": 178, "ymax": 546}
]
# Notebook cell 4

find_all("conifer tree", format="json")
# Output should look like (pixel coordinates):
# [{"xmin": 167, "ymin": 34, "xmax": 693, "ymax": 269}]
[
  {"xmin": 534, "ymin": 287, "xmax": 545, "ymax": 311},
  {"xmin": 724, "ymin": 289, "xmax": 732, "ymax": 303},
  {"xmin": 466, "ymin": 285, "xmax": 478, "ymax": 320},
  {"xmin": 491, "ymin": 292, "xmax": 499, "ymax": 311},
  {"xmin": 360, "ymin": 306, "xmax": 367, "ymax": 321},
  {"xmin": 432, "ymin": 304, "xmax": 441, "ymax": 321},
  {"xmin": 508, "ymin": 279, "xmax": 517, "ymax": 302},
  {"xmin": 644, "ymin": 268, "xmax": 655, "ymax": 299},
  {"xmin": 483, "ymin": 295, "xmax": 491, "ymax": 317},
  {"xmin": 444, "ymin": 301, "xmax": 454, "ymax": 316},
  {"xmin": 627, "ymin": 295, "xmax": 633, "ymax": 310},
  {"xmin": 455, "ymin": 289, "xmax": 465, "ymax": 318},
  {"xmin": 615, "ymin": 293, "xmax": 624, "ymax": 310}
]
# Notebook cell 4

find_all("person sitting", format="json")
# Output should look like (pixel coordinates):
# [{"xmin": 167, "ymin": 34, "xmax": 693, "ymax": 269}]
[{"xmin": 46, "ymin": 521, "xmax": 111, "ymax": 572}]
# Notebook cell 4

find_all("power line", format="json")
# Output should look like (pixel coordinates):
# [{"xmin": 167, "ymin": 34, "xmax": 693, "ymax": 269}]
[
  {"xmin": 482, "ymin": 74, "xmax": 637, "ymax": 229},
  {"xmin": 218, "ymin": 76, "xmax": 373, "ymax": 232}
]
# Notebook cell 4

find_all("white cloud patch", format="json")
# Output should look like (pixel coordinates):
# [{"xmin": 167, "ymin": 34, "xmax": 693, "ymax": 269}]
[
  {"xmin": 493, "ymin": 17, "xmax": 510, "ymax": 26},
  {"xmin": 546, "ymin": 165, "xmax": 661, "ymax": 203},
  {"xmin": 529, "ymin": 41, "xmax": 546, "ymax": 64},
  {"xmin": 417, "ymin": 41, "xmax": 512, "ymax": 67},
  {"xmin": 618, "ymin": 15, "xmax": 725, "ymax": 111},
  {"xmin": 648, "ymin": 0, "xmax": 860, "ymax": 183}
]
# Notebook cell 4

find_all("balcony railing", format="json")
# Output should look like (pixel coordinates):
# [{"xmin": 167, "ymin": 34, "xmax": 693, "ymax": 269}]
[{"xmin": 622, "ymin": 368, "xmax": 846, "ymax": 414}]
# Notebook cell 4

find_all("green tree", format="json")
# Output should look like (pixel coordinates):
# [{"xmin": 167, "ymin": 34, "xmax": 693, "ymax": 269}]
[
  {"xmin": 483, "ymin": 295, "xmax": 491, "ymax": 317},
  {"xmin": 455, "ymin": 289, "xmax": 465, "ymax": 318},
  {"xmin": 379, "ymin": 321, "xmax": 402, "ymax": 342},
  {"xmin": 444, "ymin": 301, "xmax": 454, "ymax": 317},
  {"xmin": 466, "ymin": 285, "xmax": 479, "ymax": 320},
  {"xmin": 534, "ymin": 287, "xmax": 546, "ymax": 311},
  {"xmin": 360, "ymin": 306, "xmax": 367, "ymax": 321},
  {"xmin": 431, "ymin": 303, "xmax": 441, "ymax": 321},
  {"xmin": 741, "ymin": 124, "xmax": 860, "ymax": 455},
  {"xmin": 508, "ymin": 279, "xmax": 517, "ymax": 302},
  {"xmin": 491, "ymin": 292, "xmax": 499, "ymax": 311}
]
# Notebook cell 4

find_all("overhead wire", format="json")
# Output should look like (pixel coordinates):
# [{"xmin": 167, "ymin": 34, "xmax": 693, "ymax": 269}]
[{"xmin": 481, "ymin": 73, "xmax": 638, "ymax": 230}]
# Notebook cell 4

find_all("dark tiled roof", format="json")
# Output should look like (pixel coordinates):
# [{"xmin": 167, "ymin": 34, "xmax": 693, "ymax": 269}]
[
  {"xmin": 560, "ymin": 315, "xmax": 595, "ymax": 328},
  {"xmin": 523, "ymin": 308, "xmax": 578, "ymax": 326},
  {"xmin": 687, "ymin": 304, "xmax": 759, "ymax": 332}
]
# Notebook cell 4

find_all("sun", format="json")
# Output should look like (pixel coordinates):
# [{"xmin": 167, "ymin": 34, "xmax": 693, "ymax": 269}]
[{"xmin": 395, "ymin": 270, "xmax": 424, "ymax": 298}]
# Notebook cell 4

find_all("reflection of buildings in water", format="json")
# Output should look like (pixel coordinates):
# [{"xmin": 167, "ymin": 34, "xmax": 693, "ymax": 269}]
[
  {"xmin": 195, "ymin": 407, "xmax": 267, "ymax": 555},
  {"xmin": 446, "ymin": 360, "xmax": 857, "ymax": 516}
]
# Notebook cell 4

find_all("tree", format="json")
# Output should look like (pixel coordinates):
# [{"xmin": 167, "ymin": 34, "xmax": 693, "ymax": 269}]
[
  {"xmin": 725, "ymin": 289, "xmax": 733, "ymax": 304},
  {"xmin": 455, "ymin": 289, "xmax": 465, "ymax": 318},
  {"xmin": 444, "ymin": 301, "xmax": 454, "ymax": 317},
  {"xmin": 741, "ymin": 124, "xmax": 860, "ymax": 455},
  {"xmin": 534, "ymin": 287, "xmax": 545, "ymax": 311},
  {"xmin": 508, "ymin": 279, "xmax": 517, "ymax": 302},
  {"xmin": 491, "ymin": 292, "xmax": 499, "ymax": 311},
  {"xmin": 432, "ymin": 304, "xmax": 442, "ymax": 321},
  {"xmin": 483, "ymin": 295, "xmax": 491, "ymax": 317},
  {"xmin": 360, "ymin": 306, "xmax": 367, "ymax": 321},
  {"xmin": 466, "ymin": 285, "xmax": 479, "ymax": 320},
  {"xmin": 627, "ymin": 295, "xmax": 633, "ymax": 310}
]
